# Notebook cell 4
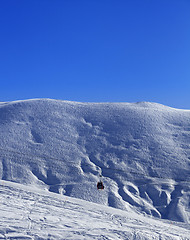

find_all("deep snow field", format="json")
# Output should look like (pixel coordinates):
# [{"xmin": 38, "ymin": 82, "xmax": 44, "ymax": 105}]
[{"xmin": 0, "ymin": 99, "xmax": 190, "ymax": 239}]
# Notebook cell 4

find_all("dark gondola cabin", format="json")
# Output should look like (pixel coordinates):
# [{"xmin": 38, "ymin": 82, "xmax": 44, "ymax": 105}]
[{"xmin": 97, "ymin": 181, "xmax": 104, "ymax": 190}]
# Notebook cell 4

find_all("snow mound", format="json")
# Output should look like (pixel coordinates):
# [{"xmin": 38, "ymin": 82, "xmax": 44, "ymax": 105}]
[{"xmin": 0, "ymin": 99, "xmax": 190, "ymax": 223}]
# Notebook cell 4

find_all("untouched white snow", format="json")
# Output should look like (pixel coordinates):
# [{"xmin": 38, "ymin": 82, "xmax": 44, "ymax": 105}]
[
  {"xmin": 0, "ymin": 180, "xmax": 189, "ymax": 240},
  {"xmin": 0, "ymin": 98, "xmax": 190, "ymax": 238}
]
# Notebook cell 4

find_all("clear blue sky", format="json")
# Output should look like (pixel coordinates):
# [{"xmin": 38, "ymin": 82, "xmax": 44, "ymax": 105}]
[{"xmin": 0, "ymin": 0, "xmax": 190, "ymax": 109}]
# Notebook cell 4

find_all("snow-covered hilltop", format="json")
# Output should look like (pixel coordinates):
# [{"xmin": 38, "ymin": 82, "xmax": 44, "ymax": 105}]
[{"xmin": 0, "ymin": 99, "xmax": 190, "ymax": 223}]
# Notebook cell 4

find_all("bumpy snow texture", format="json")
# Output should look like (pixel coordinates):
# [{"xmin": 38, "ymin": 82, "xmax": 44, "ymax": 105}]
[{"xmin": 0, "ymin": 99, "xmax": 190, "ymax": 224}]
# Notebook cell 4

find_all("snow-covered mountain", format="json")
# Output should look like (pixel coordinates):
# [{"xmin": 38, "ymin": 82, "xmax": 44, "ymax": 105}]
[{"xmin": 0, "ymin": 99, "xmax": 190, "ymax": 224}]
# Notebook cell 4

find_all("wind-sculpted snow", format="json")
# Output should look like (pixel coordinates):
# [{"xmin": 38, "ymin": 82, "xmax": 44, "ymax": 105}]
[
  {"xmin": 0, "ymin": 99, "xmax": 190, "ymax": 224},
  {"xmin": 0, "ymin": 180, "xmax": 189, "ymax": 240}
]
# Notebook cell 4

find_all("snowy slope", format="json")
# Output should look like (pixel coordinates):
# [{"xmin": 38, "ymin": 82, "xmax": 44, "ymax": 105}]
[
  {"xmin": 0, "ymin": 99, "xmax": 190, "ymax": 223},
  {"xmin": 0, "ymin": 180, "xmax": 190, "ymax": 240}
]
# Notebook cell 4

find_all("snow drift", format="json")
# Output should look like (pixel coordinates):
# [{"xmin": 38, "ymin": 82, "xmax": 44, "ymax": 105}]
[{"xmin": 0, "ymin": 99, "xmax": 190, "ymax": 223}]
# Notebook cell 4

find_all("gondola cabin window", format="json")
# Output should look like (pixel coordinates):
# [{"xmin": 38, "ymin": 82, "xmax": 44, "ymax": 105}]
[{"xmin": 97, "ymin": 181, "xmax": 104, "ymax": 190}]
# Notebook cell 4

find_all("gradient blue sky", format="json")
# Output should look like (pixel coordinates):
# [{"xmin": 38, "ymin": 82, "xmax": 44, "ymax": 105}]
[{"xmin": 0, "ymin": 0, "xmax": 190, "ymax": 109}]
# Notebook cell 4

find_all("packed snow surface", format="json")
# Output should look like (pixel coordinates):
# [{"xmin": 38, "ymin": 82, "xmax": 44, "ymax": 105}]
[
  {"xmin": 0, "ymin": 180, "xmax": 189, "ymax": 240},
  {"xmin": 0, "ymin": 99, "xmax": 190, "ymax": 227}
]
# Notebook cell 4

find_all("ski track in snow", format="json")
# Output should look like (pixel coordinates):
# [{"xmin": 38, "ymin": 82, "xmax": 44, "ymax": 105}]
[{"xmin": 0, "ymin": 180, "xmax": 189, "ymax": 240}]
